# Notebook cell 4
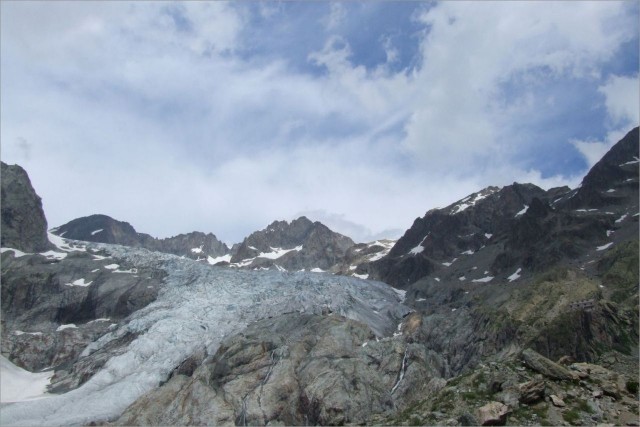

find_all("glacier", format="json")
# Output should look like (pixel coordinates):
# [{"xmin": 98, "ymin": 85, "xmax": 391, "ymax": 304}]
[{"xmin": 0, "ymin": 242, "xmax": 408, "ymax": 426}]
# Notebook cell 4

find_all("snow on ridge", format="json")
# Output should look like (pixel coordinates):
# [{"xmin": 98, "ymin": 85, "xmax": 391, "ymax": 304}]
[
  {"xmin": 90, "ymin": 229, "xmax": 103, "ymax": 236},
  {"xmin": 515, "ymin": 205, "xmax": 529, "ymax": 217},
  {"xmin": 190, "ymin": 246, "xmax": 204, "ymax": 254},
  {"xmin": 461, "ymin": 249, "xmax": 474, "ymax": 255},
  {"xmin": 352, "ymin": 273, "xmax": 369, "ymax": 280},
  {"xmin": 56, "ymin": 324, "xmax": 78, "ymax": 332},
  {"xmin": 449, "ymin": 187, "xmax": 499, "ymax": 215},
  {"xmin": 507, "ymin": 268, "xmax": 522, "ymax": 282}
]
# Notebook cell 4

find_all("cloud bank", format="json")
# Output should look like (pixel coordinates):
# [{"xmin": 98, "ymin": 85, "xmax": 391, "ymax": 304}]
[{"xmin": 1, "ymin": 1, "xmax": 638, "ymax": 243}]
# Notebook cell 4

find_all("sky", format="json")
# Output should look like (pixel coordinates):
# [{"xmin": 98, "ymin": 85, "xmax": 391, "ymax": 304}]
[{"xmin": 1, "ymin": 1, "xmax": 639, "ymax": 244}]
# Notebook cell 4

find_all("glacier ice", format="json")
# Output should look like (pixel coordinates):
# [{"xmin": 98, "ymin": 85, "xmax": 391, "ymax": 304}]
[{"xmin": 1, "ymin": 243, "xmax": 408, "ymax": 426}]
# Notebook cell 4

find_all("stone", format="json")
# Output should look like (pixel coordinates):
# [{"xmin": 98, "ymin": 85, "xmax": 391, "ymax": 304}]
[
  {"xmin": 519, "ymin": 379, "xmax": 546, "ymax": 404},
  {"xmin": 592, "ymin": 389, "xmax": 604, "ymax": 398},
  {"xmin": 521, "ymin": 349, "xmax": 577, "ymax": 381},
  {"xmin": 476, "ymin": 401, "xmax": 509, "ymax": 426},
  {"xmin": 550, "ymin": 394, "xmax": 565, "ymax": 407},
  {"xmin": 557, "ymin": 355, "xmax": 575, "ymax": 365}
]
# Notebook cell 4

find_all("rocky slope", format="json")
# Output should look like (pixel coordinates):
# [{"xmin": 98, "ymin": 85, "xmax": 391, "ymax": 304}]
[
  {"xmin": 52, "ymin": 214, "xmax": 229, "ymax": 261},
  {"xmin": 1, "ymin": 162, "xmax": 51, "ymax": 252},
  {"xmin": 224, "ymin": 216, "xmax": 355, "ymax": 272},
  {"xmin": 370, "ymin": 127, "xmax": 639, "ymax": 290}
]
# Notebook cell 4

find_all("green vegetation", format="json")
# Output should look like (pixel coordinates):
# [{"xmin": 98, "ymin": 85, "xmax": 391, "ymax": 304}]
[
  {"xmin": 562, "ymin": 409, "xmax": 581, "ymax": 425},
  {"xmin": 626, "ymin": 380, "xmax": 639, "ymax": 395}
]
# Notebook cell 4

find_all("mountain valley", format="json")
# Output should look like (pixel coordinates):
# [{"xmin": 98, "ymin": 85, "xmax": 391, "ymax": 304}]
[{"xmin": 0, "ymin": 127, "xmax": 638, "ymax": 426}]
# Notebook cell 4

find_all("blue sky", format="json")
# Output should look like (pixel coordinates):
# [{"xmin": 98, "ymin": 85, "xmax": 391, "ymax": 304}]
[{"xmin": 1, "ymin": 1, "xmax": 639, "ymax": 244}]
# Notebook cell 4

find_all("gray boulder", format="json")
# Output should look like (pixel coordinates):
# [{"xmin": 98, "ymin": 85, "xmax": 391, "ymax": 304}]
[{"xmin": 521, "ymin": 348, "xmax": 577, "ymax": 381}]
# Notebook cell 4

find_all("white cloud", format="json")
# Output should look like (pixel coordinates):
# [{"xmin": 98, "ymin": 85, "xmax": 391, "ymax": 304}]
[
  {"xmin": 598, "ymin": 74, "xmax": 640, "ymax": 126},
  {"xmin": 571, "ymin": 74, "xmax": 639, "ymax": 168},
  {"xmin": 322, "ymin": 3, "xmax": 347, "ymax": 31},
  {"xmin": 402, "ymin": 1, "xmax": 637, "ymax": 174},
  {"xmin": 1, "ymin": 1, "xmax": 637, "ymax": 244}
]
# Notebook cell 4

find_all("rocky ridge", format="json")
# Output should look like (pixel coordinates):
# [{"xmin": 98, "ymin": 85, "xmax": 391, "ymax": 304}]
[
  {"xmin": 224, "ymin": 216, "xmax": 355, "ymax": 272},
  {"xmin": 52, "ymin": 214, "xmax": 229, "ymax": 261}
]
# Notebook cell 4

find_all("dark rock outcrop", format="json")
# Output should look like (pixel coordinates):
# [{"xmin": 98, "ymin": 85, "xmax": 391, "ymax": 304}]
[
  {"xmin": 1, "ymin": 162, "xmax": 50, "ymax": 252},
  {"xmin": 229, "ymin": 216, "xmax": 355, "ymax": 271}
]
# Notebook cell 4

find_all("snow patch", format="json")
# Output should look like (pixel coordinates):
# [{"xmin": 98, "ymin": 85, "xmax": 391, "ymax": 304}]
[
  {"xmin": 310, "ymin": 267, "xmax": 324, "ymax": 273},
  {"xmin": 458, "ymin": 276, "xmax": 466, "ymax": 281},
  {"xmin": 472, "ymin": 276, "xmax": 494, "ymax": 283},
  {"xmin": 258, "ymin": 246, "xmax": 302, "ymax": 260},
  {"xmin": 515, "ymin": 205, "xmax": 529, "ymax": 217},
  {"xmin": 615, "ymin": 214, "xmax": 628, "ymax": 223},
  {"xmin": 65, "ymin": 278, "xmax": 93, "ymax": 287},
  {"xmin": 0, "ymin": 355, "xmax": 54, "ymax": 403},
  {"xmin": 104, "ymin": 264, "xmax": 119, "ymax": 270},
  {"xmin": 207, "ymin": 254, "xmax": 232, "ymax": 265},
  {"xmin": 90, "ymin": 229, "xmax": 103, "ymax": 236},
  {"xmin": 56, "ymin": 324, "xmax": 78, "ymax": 332},
  {"xmin": 596, "ymin": 242, "xmax": 613, "ymax": 251},
  {"xmin": 620, "ymin": 156, "xmax": 639, "ymax": 166},
  {"xmin": 352, "ymin": 273, "xmax": 369, "ymax": 280},
  {"xmin": 507, "ymin": 268, "xmax": 522, "ymax": 282},
  {"xmin": 409, "ymin": 245, "xmax": 424, "ymax": 255},
  {"xmin": 392, "ymin": 288, "xmax": 406, "ymax": 303},
  {"xmin": 606, "ymin": 189, "xmax": 615, "ymax": 193},
  {"xmin": 484, "ymin": 233, "xmax": 493, "ymax": 239},
  {"xmin": 461, "ymin": 249, "xmax": 474, "ymax": 255},
  {"xmin": 606, "ymin": 230, "xmax": 614, "ymax": 237},
  {"xmin": 190, "ymin": 246, "xmax": 203, "ymax": 254},
  {"xmin": 348, "ymin": 265, "xmax": 357, "ymax": 271},
  {"xmin": 40, "ymin": 250, "xmax": 67, "ymax": 260},
  {"xmin": 1, "ymin": 247, "xmax": 30, "ymax": 257},
  {"xmin": 442, "ymin": 257, "xmax": 457, "ymax": 267}
]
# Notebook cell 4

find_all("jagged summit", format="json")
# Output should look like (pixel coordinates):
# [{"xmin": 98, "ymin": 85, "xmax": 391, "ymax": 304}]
[{"xmin": 228, "ymin": 216, "xmax": 355, "ymax": 271}]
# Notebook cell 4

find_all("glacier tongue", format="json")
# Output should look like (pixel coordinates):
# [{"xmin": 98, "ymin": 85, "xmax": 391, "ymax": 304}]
[{"xmin": 1, "ymin": 243, "xmax": 408, "ymax": 427}]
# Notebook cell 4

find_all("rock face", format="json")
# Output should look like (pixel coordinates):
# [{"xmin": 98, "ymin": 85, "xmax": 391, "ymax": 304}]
[
  {"xmin": 228, "ymin": 216, "xmax": 355, "ymax": 271},
  {"xmin": 1, "ymin": 162, "xmax": 50, "ymax": 252},
  {"xmin": 116, "ymin": 313, "xmax": 396, "ymax": 426},
  {"xmin": 52, "ymin": 214, "xmax": 229, "ymax": 260},
  {"xmin": 370, "ymin": 127, "xmax": 639, "ymax": 289}
]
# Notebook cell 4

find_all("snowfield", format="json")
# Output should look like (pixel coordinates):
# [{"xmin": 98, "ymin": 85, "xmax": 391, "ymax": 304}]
[{"xmin": 1, "ymin": 242, "xmax": 409, "ymax": 426}]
